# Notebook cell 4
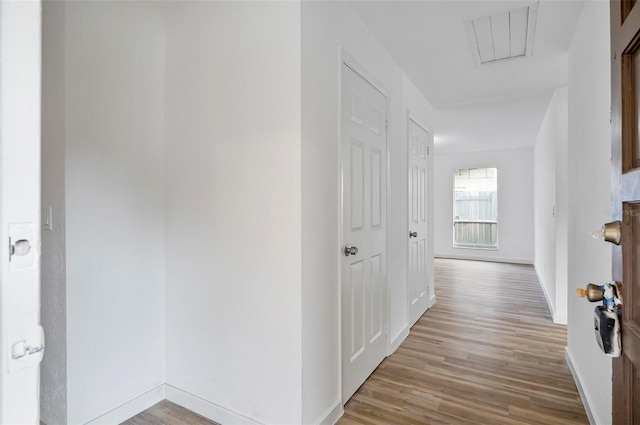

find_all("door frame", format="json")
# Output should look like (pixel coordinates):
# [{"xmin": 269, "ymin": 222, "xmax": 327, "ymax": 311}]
[
  {"xmin": 337, "ymin": 48, "xmax": 391, "ymax": 405},
  {"xmin": 406, "ymin": 113, "xmax": 433, "ymax": 328},
  {"xmin": 0, "ymin": 0, "xmax": 43, "ymax": 422}
]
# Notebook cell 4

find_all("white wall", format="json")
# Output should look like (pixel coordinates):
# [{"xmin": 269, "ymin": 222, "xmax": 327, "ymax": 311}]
[
  {"xmin": 301, "ymin": 3, "xmax": 435, "ymax": 423},
  {"xmin": 63, "ymin": 3, "xmax": 166, "ymax": 423},
  {"xmin": 43, "ymin": 3, "xmax": 436, "ymax": 424},
  {"xmin": 534, "ymin": 94, "xmax": 557, "ymax": 314},
  {"xmin": 533, "ymin": 87, "xmax": 568, "ymax": 324},
  {"xmin": 565, "ymin": 2, "xmax": 612, "ymax": 424},
  {"xmin": 434, "ymin": 148, "xmax": 534, "ymax": 264},
  {"xmin": 163, "ymin": 3, "xmax": 303, "ymax": 424},
  {"xmin": 41, "ymin": 2, "xmax": 67, "ymax": 424}
]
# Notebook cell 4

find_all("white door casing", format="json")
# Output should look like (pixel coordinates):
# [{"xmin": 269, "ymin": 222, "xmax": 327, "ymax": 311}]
[
  {"xmin": 407, "ymin": 118, "xmax": 431, "ymax": 326},
  {"xmin": 0, "ymin": 1, "xmax": 44, "ymax": 423},
  {"xmin": 341, "ymin": 63, "xmax": 388, "ymax": 403}
]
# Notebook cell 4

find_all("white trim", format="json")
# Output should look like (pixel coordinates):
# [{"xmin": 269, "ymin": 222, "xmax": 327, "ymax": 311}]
[
  {"xmin": 405, "ymin": 112, "xmax": 413, "ymax": 343},
  {"xmin": 395, "ymin": 294, "xmax": 436, "ymax": 354},
  {"xmin": 534, "ymin": 266, "xmax": 567, "ymax": 324},
  {"xmin": 341, "ymin": 51, "xmax": 390, "ymax": 98},
  {"xmin": 390, "ymin": 295, "xmax": 436, "ymax": 355},
  {"xmin": 427, "ymin": 294, "xmax": 436, "ymax": 310},
  {"xmin": 389, "ymin": 325, "xmax": 409, "ymax": 354},
  {"xmin": 554, "ymin": 310, "xmax": 568, "ymax": 326},
  {"xmin": 165, "ymin": 384, "xmax": 264, "ymax": 425},
  {"xmin": 409, "ymin": 293, "xmax": 437, "ymax": 328},
  {"xmin": 427, "ymin": 129, "xmax": 436, "ymax": 304},
  {"xmin": 0, "ymin": 2, "xmax": 42, "ymax": 423},
  {"xmin": 312, "ymin": 400, "xmax": 342, "ymax": 425},
  {"xmin": 534, "ymin": 266, "xmax": 557, "ymax": 321},
  {"xmin": 384, "ymin": 85, "xmax": 392, "ymax": 361},
  {"xmin": 564, "ymin": 348, "xmax": 601, "ymax": 425},
  {"xmin": 407, "ymin": 113, "xmax": 430, "ymax": 137},
  {"xmin": 335, "ymin": 45, "xmax": 344, "ymax": 412},
  {"xmin": 85, "ymin": 385, "xmax": 165, "ymax": 425},
  {"xmin": 435, "ymin": 254, "xmax": 533, "ymax": 265}
]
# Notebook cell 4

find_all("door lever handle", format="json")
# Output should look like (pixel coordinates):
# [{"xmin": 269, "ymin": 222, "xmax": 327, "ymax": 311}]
[
  {"xmin": 344, "ymin": 245, "xmax": 358, "ymax": 256},
  {"xmin": 409, "ymin": 231, "xmax": 418, "ymax": 238}
]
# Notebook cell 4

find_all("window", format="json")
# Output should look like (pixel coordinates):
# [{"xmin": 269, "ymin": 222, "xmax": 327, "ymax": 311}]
[{"xmin": 453, "ymin": 167, "xmax": 498, "ymax": 249}]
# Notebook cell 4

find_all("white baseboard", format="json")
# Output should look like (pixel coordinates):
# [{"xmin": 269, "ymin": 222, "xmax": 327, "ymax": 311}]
[
  {"xmin": 84, "ymin": 384, "xmax": 339, "ymax": 425},
  {"xmin": 565, "ymin": 348, "xmax": 602, "ymax": 425},
  {"xmin": 534, "ymin": 266, "xmax": 567, "ymax": 325},
  {"xmin": 435, "ymin": 253, "xmax": 533, "ymax": 265},
  {"xmin": 85, "ymin": 384, "xmax": 165, "ymax": 425},
  {"xmin": 535, "ymin": 267, "xmax": 557, "ymax": 320},
  {"xmin": 554, "ymin": 310, "xmax": 568, "ymax": 325},
  {"xmin": 312, "ymin": 400, "xmax": 342, "ymax": 425},
  {"xmin": 389, "ymin": 324, "xmax": 409, "ymax": 355},
  {"xmin": 427, "ymin": 294, "xmax": 436, "ymax": 309},
  {"xmin": 165, "ymin": 384, "xmax": 264, "ymax": 425},
  {"xmin": 389, "ymin": 295, "xmax": 436, "ymax": 356},
  {"xmin": 409, "ymin": 294, "xmax": 437, "ymax": 329}
]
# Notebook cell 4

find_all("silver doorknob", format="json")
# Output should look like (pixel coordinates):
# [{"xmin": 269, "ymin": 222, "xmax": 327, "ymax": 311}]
[
  {"xmin": 409, "ymin": 231, "xmax": 418, "ymax": 238},
  {"xmin": 344, "ymin": 245, "xmax": 358, "ymax": 256}
]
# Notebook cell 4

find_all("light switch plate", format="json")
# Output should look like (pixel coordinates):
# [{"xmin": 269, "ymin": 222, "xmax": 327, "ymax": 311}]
[{"xmin": 43, "ymin": 207, "xmax": 52, "ymax": 231}]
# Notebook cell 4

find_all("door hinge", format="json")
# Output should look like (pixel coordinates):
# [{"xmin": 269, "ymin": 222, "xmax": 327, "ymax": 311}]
[{"xmin": 427, "ymin": 146, "xmax": 430, "ymax": 155}]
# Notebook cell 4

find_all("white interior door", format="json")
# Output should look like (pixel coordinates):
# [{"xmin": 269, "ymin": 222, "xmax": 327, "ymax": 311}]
[
  {"xmin": 341, "ymin": 63, "xmax": 387, "ymax": 402},
  {"xmin": 408, "ymin": 118, "xmax": 430, "ymax": 326},
  {"xmin": 0, "ymin": 1, "xmax": 43, "ymax": 423}
]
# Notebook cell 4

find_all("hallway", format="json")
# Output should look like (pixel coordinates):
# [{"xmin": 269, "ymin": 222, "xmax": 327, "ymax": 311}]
[
  {"xmin": 127, "ymin": 259, "xmax": 589, "ymax": 425},
  {"xmin": 339, "ymin": 259, "xmax": 588, "ymax": 425}
]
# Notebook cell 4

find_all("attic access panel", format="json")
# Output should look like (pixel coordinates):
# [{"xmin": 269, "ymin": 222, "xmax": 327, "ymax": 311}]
[{"xmin": 464, "ymin": 2, "xmax": 539, "ymax": 67}]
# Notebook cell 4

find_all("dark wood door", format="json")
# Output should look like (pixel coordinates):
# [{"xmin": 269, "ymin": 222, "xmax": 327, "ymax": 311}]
[{"xmin": 611, "ymin": 2, "xmax": 640, "ymax": 423}]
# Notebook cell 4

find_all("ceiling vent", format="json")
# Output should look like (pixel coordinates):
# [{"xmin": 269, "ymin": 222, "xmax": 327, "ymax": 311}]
[{"xmin": 464, "ymin": 2, "xmax": 539, "ymax": 67}]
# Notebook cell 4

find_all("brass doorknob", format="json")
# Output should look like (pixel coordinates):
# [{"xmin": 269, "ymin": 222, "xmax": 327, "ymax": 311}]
[
  {"xmin": 593, "ymin": 221, "xmax": 622, "ymax": 245},
  {"xmin": 409, "ymin": 231, "xmax": 418, "ymax": 238},
  {"xmin": 576, "ymin": 283, "xmax": 605, "ymax": 302}
]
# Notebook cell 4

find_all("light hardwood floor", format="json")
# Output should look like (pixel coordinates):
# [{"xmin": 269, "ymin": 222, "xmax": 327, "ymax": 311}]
[
  {"xmin": 121, "ymin": 400, "xmax": 219, "ymax": 425},
  {"xmin": 125, "ymin": 259, "xmax": 588, "ymax": 425},
  {"xmin": 339, "ymin": 259, "xmax": 588, "ymax": 425}
]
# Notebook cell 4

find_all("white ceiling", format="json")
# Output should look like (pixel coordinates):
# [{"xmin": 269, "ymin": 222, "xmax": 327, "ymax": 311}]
[{"xmin": 347, "ymin": 0, "xmax": 585, "ymax": 154}]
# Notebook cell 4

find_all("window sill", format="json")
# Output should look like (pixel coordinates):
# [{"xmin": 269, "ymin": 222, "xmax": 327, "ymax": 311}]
[{"xmin": 453, "ymin": 245, "xmax": 499, "ymax": 251}]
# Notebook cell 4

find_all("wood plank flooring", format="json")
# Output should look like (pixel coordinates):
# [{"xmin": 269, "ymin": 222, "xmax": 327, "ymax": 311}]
[
  {"xmin": 339, "ymin": 259, "xmax": 588, "ymax": 425},
  {"xmin": 121, "ymin": 400, "xmax": 219, "ymax": 425},
  {"xmin": 125, "ymin": 259, "xmax": 588, "ymax": 425}
]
